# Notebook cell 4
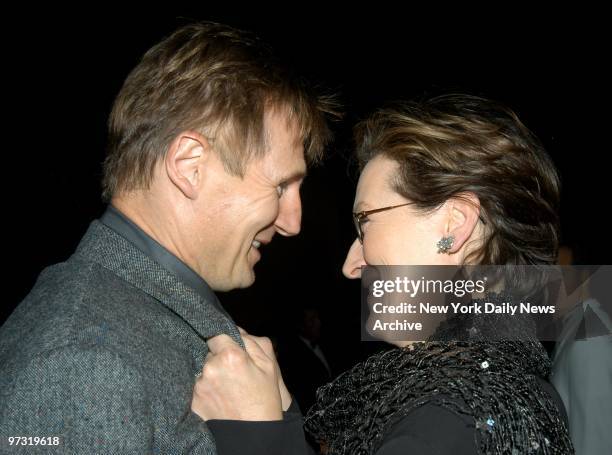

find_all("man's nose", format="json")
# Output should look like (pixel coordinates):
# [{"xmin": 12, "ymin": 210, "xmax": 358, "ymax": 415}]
[{"xmin": 275, "ymin": 192, "xmax": 302, "ymax": 236}]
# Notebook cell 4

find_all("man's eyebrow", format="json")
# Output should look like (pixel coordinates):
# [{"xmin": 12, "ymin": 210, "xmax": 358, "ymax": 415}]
[{"xmin": 280, "ymin": 170, "xmax": 307, "ymax": 183}]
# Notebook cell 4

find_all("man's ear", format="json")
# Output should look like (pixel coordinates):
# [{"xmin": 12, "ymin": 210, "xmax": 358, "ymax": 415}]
[
  {"xmin": 165, "ymin": 131, "xmax": 211, "ymax": 199},
  {"xmin": 444, "ymin": 193, "xmax": 482, "ymax": 254}
]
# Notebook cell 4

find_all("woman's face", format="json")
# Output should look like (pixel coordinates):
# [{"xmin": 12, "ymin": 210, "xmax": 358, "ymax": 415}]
[{"xmin": 343, "ymin": 155, "xmax": 458, "ymax": 279}]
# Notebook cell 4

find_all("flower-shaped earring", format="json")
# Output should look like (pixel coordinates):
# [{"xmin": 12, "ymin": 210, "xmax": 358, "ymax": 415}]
[{"xmin": 437, "ymin": 235, "xmax": 455, "ymax": 254}]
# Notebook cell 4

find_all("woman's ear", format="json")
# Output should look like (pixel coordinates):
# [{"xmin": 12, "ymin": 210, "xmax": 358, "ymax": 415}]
[
  {"xmin": 443, "ymin": 193, "xmax": 482, "ymax": 254},
  {"xmin": 165, "ymin": 131, "xmax": 212, "ymax": 200}
]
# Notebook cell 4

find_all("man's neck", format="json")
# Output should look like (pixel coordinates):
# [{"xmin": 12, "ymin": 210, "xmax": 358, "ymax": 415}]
[{"xmin": 111, "ymin": 195, "xmax": 194, "ymax": 274}]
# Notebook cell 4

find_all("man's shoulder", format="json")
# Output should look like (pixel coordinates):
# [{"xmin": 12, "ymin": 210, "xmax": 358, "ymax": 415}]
[
  {"xmin": 9, "ymin": 254, "xmax": 149, "ymax": 321},
  {"xmin": 1, "ymin": 255, "xmax": 158, "ymax": 364},
  {"xmin": 21, "ymin": 252, "xmax": 128, "ymax": 297}
]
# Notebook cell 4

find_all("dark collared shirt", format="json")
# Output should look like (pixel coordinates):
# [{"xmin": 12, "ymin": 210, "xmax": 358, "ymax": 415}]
[{"xmin": 100, "ymin": 205, "xmax": 230, "ymax": 319}]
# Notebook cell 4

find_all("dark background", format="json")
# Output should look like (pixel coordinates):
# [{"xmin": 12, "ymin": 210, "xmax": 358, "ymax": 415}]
[{"xmin": 4, "ymin": 9, "xmax": 609, "ymax": 371}]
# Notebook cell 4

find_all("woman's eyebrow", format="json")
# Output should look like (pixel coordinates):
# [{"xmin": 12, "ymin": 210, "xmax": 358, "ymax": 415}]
[{"xmin": 353, "ymin": 202, "xmax": 371, "ymax": 212}]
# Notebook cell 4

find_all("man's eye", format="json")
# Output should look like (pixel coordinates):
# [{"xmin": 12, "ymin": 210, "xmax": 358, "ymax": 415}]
[{"xmin": 276, "ymin": 183, "xmax": 287, "ymax": 197}]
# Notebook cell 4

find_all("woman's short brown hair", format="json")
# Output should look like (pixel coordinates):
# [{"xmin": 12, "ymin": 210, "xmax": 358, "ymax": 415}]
[
  {"xmin": 355, "ymin": 94, "xmax": 561, "ymax": 265},
  {"xmin": 102, "ymin": 22, "xmax": 335, "ymax": 201}
]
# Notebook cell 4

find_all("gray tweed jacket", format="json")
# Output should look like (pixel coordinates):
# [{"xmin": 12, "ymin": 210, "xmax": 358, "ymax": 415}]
[{"xmin": 0, "ymin": 219, "xmax": 242, "ymax": 454}]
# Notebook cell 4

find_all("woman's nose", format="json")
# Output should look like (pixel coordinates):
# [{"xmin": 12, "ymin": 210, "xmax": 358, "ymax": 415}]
[{"xmin": 342, "ymin": 238, "xmax": 366, "ymax": 279}]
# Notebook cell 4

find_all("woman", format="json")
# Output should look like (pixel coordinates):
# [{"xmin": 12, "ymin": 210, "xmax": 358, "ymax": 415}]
[{"xmin": 304, "ymin": 95, "xmax": 573, "ymax": 454}]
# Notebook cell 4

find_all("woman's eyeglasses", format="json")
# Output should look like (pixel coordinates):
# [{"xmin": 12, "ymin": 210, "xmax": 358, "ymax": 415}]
[
  {"xmin": 352, "ymin": 202, "xmax": 486, "ymax": 243},
  {"xmin": 352, "ymin": 203, "xmax": 413, "ymax": 244}
]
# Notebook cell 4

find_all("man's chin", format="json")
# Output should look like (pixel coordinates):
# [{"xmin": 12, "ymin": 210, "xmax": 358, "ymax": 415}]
[
  {"xmin": 235, "ymin": 268, "xmax": 256, "ymax": 289},
  {"xmin": 211, "ymin": 268, "xmax": 255, "ymax": 292}
]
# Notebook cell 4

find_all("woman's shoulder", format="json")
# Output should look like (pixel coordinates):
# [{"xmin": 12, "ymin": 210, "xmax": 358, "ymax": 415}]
[
  {"xmin": 305, "ymin": 343, "xmax": 572, "ymax": 454},
  {"xmin": 377, "ymin": 374, "xmax": 569, "ymax": 455},
  {"xmin": 377, "ymin": 397, "xmax": 478, "ymax": 455},
  {"xmin": 534, "ymin": 375, "xmax": 569, "ymax": 427}
]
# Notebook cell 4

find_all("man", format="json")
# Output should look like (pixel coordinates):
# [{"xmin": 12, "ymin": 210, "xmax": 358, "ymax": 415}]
[
  {"xmin": 552, "ymin": 251, "xmax": 612, "ymax": 454},
  {"xmin": 0, "ymin": 22, "xmax": 332, "ymax": 453}
]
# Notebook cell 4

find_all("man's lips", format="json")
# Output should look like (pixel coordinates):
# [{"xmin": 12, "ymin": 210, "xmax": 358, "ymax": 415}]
[{"xmin": 251, "ymin": 237, "xmax": 272, "ymax": 249}]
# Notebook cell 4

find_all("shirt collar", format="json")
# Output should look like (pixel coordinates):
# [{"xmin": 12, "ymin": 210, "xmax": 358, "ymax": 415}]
[{"xmin": 100, "ymin": 205, "xmax": 229, "ymax": 318}]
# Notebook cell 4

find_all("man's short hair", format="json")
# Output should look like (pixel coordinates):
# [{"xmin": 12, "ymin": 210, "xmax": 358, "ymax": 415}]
[{"xmin": 102, "ymin": 22, "xmax": 335, "ymax": 201}]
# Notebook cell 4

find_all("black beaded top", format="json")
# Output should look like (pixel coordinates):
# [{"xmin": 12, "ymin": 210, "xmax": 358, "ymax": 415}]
[{"xmin": 304, "ymin": 294, "xmax": 574, "ymax": 454}]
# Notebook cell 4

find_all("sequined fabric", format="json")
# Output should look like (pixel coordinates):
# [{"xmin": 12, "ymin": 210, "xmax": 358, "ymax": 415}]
[{"xmin": 304, "ymin": 294, "xmax": 574, "ymax": 454}]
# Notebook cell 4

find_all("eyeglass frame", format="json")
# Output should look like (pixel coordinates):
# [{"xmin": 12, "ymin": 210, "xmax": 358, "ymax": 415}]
[{"xmin": 352, "ymin": 202, "xmax": 487, "ymax": 244}]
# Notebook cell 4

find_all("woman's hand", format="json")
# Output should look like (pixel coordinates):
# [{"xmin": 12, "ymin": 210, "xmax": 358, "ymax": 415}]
[
  {"xmin": 237, "ymin": 327, "xmax": 293, "ymax": 412},
  {"xmin": 191, "ymin": 333, "xmax": 283, "ymax": 421}
]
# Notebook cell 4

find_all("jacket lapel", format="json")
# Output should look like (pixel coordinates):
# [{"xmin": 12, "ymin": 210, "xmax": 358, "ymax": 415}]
[{"xmin": 74, "ymin": 220, "xmax": 244, "ymax": 347}]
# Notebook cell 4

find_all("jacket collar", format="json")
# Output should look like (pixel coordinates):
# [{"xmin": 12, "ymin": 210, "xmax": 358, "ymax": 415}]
[{"xmin": 74, "ymin": 219, "xmax": 243, "ymax": 347}]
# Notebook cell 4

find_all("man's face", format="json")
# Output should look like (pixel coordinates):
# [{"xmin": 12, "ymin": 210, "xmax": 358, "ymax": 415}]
[{"xmin": 198, "ymin": 109, "xmax": 306, "ymax": 291}]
